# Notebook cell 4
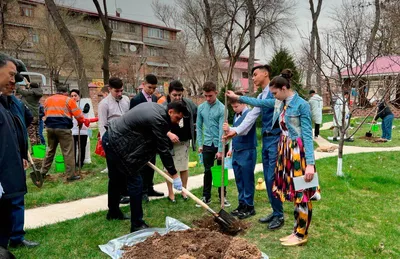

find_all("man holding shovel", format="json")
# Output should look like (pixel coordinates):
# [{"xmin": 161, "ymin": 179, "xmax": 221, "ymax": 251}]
[{"xmin": 102, "ymin": 101, "xmax": 187, "ymax": 232}]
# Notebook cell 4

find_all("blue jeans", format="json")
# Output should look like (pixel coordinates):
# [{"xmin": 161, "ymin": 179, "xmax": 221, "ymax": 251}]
[
  {"xmin": 10, "ymin": 195, "xmax": 25, "ymax": 244},
  {"xmin": 262, "ymin": 135, "xmax": 283, "ymax": 218},
  {"xmin": 382, "ymin": 114, "xmax": 394, "ymax": 140},
  {"xmin": 38, "ymin": 118, "xmax": 45, "ymax": 145},
  {"xmin": 102, "ymin": 132, "xmax": 145, "ymax": 230},
  {"xmin": 232, "ymin": 148, "xmax": 256, "ymax": 206}
]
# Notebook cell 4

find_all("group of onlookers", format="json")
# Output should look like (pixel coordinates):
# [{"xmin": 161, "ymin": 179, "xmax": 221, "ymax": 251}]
[{"xmin": 1, "ymin": 47, "xmax": 396, "ymax": 257}]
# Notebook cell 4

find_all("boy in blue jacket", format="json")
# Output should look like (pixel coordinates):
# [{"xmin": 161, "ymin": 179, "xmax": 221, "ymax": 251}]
[{"xmin": 224, "ymin": 93, "xmax": 257, "ymax": 219}]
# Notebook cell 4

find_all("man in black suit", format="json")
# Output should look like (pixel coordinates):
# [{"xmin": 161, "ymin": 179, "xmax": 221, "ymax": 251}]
[{"xmin": 130, "ymin": 74, "xmax": 164, "ymax": 201}]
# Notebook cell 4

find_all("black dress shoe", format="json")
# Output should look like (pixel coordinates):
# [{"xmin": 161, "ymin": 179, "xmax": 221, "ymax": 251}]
[
  {"xmin": 268, "ymin": 217, "xmax": 284, "ymax": 230},
  {"xmin": 106, "ymin": 213, "xmax": 130, "ymax": 221},
  {"xmin": 231, "ymin": 203, "xmax": 246, "ymax": 216},
  {"xmin": 131, "ymin": 222, "xmax": 150, "ymax": 232},
  {"xmin": 9, "ymin": 239, "xmax": 40, "ymax": 248},
  {"xmin": 67, "ymin": 175, "xmax": 81, "ymax": 182},
  {"xmin": 142, "ymin": 194, "xmax": 149, "ymax": 202},
  {"xmin": 148, "ymin": 190, "xmax": 164, "ymax": 197},
  {"xmin": 238, "ymin": 205, "xmax": 256, "ymax": 219},
  {"xmin": 120, "ymin": 196, "xmax": 130, "ymax": 204},
  {"xmin": 259, "ymin": 213, "xmax": 275, "ymax": 224}
]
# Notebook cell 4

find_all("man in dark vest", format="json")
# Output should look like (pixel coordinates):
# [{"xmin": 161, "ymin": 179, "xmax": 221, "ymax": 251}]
[{"xmin": 130, "ymin": 74, "xmax": 163, "ymax": 201}]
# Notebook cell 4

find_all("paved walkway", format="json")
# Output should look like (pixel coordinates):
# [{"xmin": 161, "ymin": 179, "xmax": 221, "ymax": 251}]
[{"xmin": 25, "ymin": 125, "xmax": 400, "ymax": 229}]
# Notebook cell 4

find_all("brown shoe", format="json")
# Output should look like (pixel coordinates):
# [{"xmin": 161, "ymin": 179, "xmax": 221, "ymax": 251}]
[
  {"xmin": 279, "ymin": 233, "xmax": 295, "ymax": 242},
  {"xmin": 281, "ymin": 235, "xmax": 308, "ymax": 246}
]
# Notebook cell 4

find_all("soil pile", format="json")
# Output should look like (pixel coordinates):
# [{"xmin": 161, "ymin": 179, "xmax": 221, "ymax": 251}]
[
  {"xmin": 121, "ymin": 228, "xmax": 262, "ymax": 259},
  {"xmin": 193, "ymin": 216, "xmax": 250, "ymax": 236}
]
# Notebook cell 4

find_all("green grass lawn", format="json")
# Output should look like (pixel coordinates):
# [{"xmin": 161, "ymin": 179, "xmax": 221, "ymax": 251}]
[
  {"xmin": 319, "ymin": 116, "xmax": 400, "ymax": 147},
  {"xmin": 26, "ymin": 129, "xmax": 264, "ymax": 209},
  {"xmin": 14, "ymin": 152, "xmax": 400, "ymax": 258}
]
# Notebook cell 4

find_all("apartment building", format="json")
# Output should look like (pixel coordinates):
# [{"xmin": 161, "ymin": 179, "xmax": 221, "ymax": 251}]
[{"xmin": 0, "ymin": 0, "xmax": 179, "ymax": 92}]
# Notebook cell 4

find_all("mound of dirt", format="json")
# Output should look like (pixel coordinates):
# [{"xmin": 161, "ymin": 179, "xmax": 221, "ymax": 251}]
[
  {"xmin": 192, "ymin": 216, "xmax": 250, "ymax": 236},
  {"xmin": 121, "ymin": 228, "xmax": 262, "ymax": 259}
]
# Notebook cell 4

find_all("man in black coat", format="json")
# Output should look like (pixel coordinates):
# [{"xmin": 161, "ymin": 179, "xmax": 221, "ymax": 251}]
[
  {"xmin": 102, "ymin": 101, "xmax": 187, "ymax": 232},
  {"xmin": 130, "ymin": 74, "xmax": 163, "ymax": 201},
  {"xmin": 0, "ymin": 53, "xmax": 26, "ymax": 249}
]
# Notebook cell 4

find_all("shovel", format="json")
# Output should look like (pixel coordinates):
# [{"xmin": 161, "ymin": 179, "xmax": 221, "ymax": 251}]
[
  {"xmin": 365, "ymin": 121, "xmax": 376, "ymax": 137},
  {"xmin": 27, "ymin": 151, "xmax": 43, "ymax": 188},
  {"xmin": 147, "ymin": 162, "xmax": 241, "ymax": 234}
]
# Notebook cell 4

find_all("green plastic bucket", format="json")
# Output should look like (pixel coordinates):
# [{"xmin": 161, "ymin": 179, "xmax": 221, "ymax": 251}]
[
  {"xmin": 371, "ymin": 124, "xmax": 379, "ymax": 132},
  {"xmin": 211, "ymin": 165, "xmax": 228, "ymax": 187},
  {"xmin": 55, "ymin": 155, "xmax": 65, "ymax": 173},
  {"xmin": 32, "ymin": 144, "xmax": 46, "ymax": 159}
]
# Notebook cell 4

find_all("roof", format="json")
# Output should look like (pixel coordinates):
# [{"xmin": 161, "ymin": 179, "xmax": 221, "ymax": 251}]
[
  {"xmin": 24, "ymin": 0, "xmax": 180, "ymax": 32},
  {"xmin": 234, "ymin": 78, "xmax": 257, "ymax": 93},
  {"xmin": 341, "ymin": 56, "xmax": 400, "ymax": 77},
  {"xmin": 222, "ymin": 60, "xmax": 262, "ymax": 70}
]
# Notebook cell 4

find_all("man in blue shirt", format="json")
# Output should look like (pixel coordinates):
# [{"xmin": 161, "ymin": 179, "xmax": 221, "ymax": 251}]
[
  {"xmin": 196, "ymin": 82, "xmax": 230, "ymax": 207},
  {"xmin": 224, "ymin": 65, "xmax": 284, "ymax": 230}
]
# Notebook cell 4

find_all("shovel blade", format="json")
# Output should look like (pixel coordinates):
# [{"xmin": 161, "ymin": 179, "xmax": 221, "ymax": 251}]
[
  {"xmin": 214, "ymin": 209, "xmax": 242, "ymax": 234},
  {"xmin": 30, "ymin": 171, "xmax": 43, "ymax": 188}
]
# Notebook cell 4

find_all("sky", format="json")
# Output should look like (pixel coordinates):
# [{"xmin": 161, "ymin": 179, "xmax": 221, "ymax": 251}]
[{"xmin": 60, "ymin": 0, "xmax": 342, "ymax": 62}]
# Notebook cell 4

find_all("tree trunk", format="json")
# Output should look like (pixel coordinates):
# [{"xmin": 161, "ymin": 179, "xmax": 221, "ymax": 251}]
[
  {"xmin": 366, "ymin": 0, "xmax": 380, "ymax": 62},
  {"xmin": 307, "ymin": 0, "xmax": 323, "ymax": 92},
  {"xmin": 93, "ymin": 0, "xmax": 113, "ymax": 84},
  {"xmin": 246, "ymin": 0, "xmax": 256, "ymax": 94},
  {"xmin": 306, "ymin": 29, "xmax": 315, "ymax": 90},
  {"xmin": 44, "ymin": 0, "xmax": 89, "ymax": 97},
  {"xmin": 203, "ymin": 0, "xmax": 218, "ymax": 83},
  {"xmin": 0, "ymin": 0, "xmax": 6, "ymax": 49}
]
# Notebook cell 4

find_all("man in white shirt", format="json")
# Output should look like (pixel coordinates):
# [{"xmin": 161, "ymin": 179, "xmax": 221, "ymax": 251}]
[{"xmin": 98, "ymin": 77, "xmax": 131, "ymax": 210}]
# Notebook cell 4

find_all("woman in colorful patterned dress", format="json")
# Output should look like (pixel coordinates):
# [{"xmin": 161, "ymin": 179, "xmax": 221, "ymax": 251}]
[{"xmin": 225, "ymin": 69, "xmax": 320, "ymax": 247}]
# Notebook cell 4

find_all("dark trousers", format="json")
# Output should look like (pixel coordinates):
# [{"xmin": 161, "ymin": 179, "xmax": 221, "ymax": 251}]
[
  {"xmin": 202, "ymin": 144, "xmax": 227, "ymax": 200},
  {"xmin": 38, "ymin": 118, "xmax": 45, "ymax": 145},
  {"xmin": 73, "ymin": 135, "xmax": 88, "ymax": 168},
  {"xmin": 232, "ymin": 148, "xmax": 256, "ymax": 206},
  {"xmin": 0, "ymin": 198, "xmax": 13, "ymax": 248},
  {"xmin": 262, "ymin": 135, "xmax": 283, "ymax": 218},
  {"xmin": 102, "ymin": 132, "xmax": 145, "ymax": 229},
  {"xmin": 42, "ymin": 128, "xmax": 75, "ymax": 177},
  {"xmin": 139, "ymin": 156, "xmax": 155, "ymax": 195},
  {"xmin": 314, "ymin": 123, "xmax": 320, "ymax": 137},
  {"xmin": 10, "ymin": 196, "xmax": 25, "ymax": 244}
]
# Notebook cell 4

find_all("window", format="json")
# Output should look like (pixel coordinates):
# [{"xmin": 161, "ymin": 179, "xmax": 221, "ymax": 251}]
[
  {"xmin": 28, "ymin": 29, "xmax": 39, "ymax": 43},
  {"xmin": 128, "ymin": 24, "xmax": 136, "ymax": 33},
  {"xmin": 242, "ymin": 72, "xmax": 248, "ymax": 79},
  {"xmin": 110, "ymin": 20, "xmax": 119, "ymax": 30},
  {"xmin": 148, "ymin": 28, "xmax": 162, "ymax": 39},
  {"xmin": 163, "ymin": 31, "xmax": 170, "ymax": 40},
  {"xmin": 20, "ymin": 4, "xmax": 34, "ymax": 17},
  {"xmin": 121, "ymin": 43, "xmax": 129, "ymax": 53},
  {"xmin": 148, "ymin": 47, "xmax": 160, "ymax": 56}
]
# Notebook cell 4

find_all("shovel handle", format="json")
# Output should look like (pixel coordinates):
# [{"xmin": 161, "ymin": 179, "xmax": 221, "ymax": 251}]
[
  {"xmin": 27, "ymin": 151, "xmax": 36, "ymax": 171},
  {"xmin": 147, "ymin": 162, "xmax": 217, "ymax": 215}
]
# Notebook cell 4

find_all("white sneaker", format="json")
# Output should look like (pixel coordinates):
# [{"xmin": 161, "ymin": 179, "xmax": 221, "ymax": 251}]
[
  {"xmin": 219, "ymin": 198, "xmax": 231, "ymax": 207},
  {"xmin": 195, "ymin": 197, "xmax": 211, "ymax": 207},
  {"xmin": 100, "ymin": 168, "xmax": 108, "ymax": 174}
]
